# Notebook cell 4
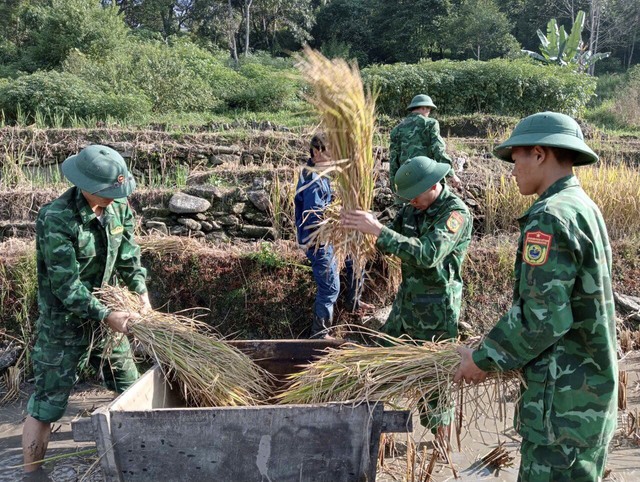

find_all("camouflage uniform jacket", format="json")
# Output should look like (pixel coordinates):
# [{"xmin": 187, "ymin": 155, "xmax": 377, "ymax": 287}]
[
  {"xmin": 472, "ymin": 175, "xmax": 618, "ymax": 447},
  {"xmin": 35, "ymin": 187, "xmax": 147, "ymax": 345},
  {"xmin": 389, "ymin": 113, "xmax": 453, "ymax": 192},
  {"xmin": 376, "ymin": 185, "xmax": 472, "ymax": 340}
]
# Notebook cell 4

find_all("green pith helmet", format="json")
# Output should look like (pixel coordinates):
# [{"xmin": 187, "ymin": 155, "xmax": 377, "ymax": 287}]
[
  {"xmin": 493, "ymin": 111, "xmax": 598, "ymax": 166},
  {"xmin": 394, "ymin": 156, "xmax": 449, "ymax": 200},
  {"xmin": 407, "ymin": 94, "xmax": 437, "ymax": 111},
  {"xmin": 62, "ymin": 145, "xmax": 136, "ymax": 198}
]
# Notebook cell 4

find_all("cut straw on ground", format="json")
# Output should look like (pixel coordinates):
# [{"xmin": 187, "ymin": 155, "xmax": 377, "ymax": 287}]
[
  {"xmin": 295, "ymin": 47, "xmax": 378, "ymax": 281},
  {"xmin": 97, "ymin": 285, "xmax": 273, "ymax": 407}
]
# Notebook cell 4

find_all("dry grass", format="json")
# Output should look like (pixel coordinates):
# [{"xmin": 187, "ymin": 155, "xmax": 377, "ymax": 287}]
[
  {"xmin": 295, "ymin": 47, "xmax": 378, "ymax": 281},
  {"xmin": 478, "ymin": 442, "xmax": 515, "ymax": 470},
  {"xmin": 0, "ymin": 334, "xmax": 26, "ymax": 404},
  {"xmin": 278, "ymin": 333, "xmax": 460, "ymax": 407},
  {"xmin": 277, "ymin": 328, "xmax": 520, "ymax": 424},
  {"xmin": 619, "ymin": 328, "xmax": 640, "ymax": 353},
  {"xmin": 277, "ymin": 328, "xmax": 521, "ymax": 480},
  {"xmin": 137, "ymin": 235, "xmax": 209, "ymax": 257},
  {"xmin": 268, "ymin": 168, "xmax": 297, "ymax": 239},
  {"xmin": 484, "ymin": 162, "xmax": 640, "ymax": 239},
  {"xmin": 97, "ymin": 285, "xmax": 273, "ymax": 407}
]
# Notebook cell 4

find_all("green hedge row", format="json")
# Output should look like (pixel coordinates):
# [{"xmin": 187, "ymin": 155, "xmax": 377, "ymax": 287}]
[
  {"xmin": 363, "ymin": 59, "xmax": 597, "ymax": 117},
  {"xmin": 0, "ymin": 41, "xmax": 303, "ymax": 124},
  {"xmin": 0, "ymin": 51, "xmax": 599, "ymax": 124},
  {"xmin": 0, "ymin": 71, "xmax": 151, "ymax": 122}
]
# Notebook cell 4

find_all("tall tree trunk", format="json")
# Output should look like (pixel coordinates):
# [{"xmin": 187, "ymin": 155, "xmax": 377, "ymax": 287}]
[
  {"xmin": 162, "ymin": 3, "xmax": 174, "ymax": 39},
  {"xmin": 629, "ymin": 29, "xmax": 637, "ymax": 69},
  {"xmin": 244, "ymin": 0, "xmax": 253, "ymax": 57},
  {"xmin": 228, "ymin": 0, "xmax": 238, "ymax": 64},
  {"xmin": 588, "ymin": 0, "xmax": 599, "ymax": 75}
]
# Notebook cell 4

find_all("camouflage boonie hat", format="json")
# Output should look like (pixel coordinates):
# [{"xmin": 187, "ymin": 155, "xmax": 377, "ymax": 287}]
[
  {"xmin": 494, "ymin": 111, "xmax": 598, "ymax": 166},
  {"xmin": 407, "ymin": 94, "xmax": 437, "ymax": 110},
  {"xmin": 394, "ymin": 156, "xmax": 449, "ymax": 200},
  {"xmin": 62, "ymin": 145, "xmax": 136, "ymax": 198}
]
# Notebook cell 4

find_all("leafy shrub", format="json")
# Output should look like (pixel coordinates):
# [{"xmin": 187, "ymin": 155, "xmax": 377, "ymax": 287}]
[
  {"xmin": 0, "ymin": 71, "xmax": 151, "ymax": 123},
  {"xmin": 128, "ymin": 40, "xmax": 221, "ymax": 112},
  {"xmin": 592, "ymin": 73, "xmax": 627, "ymax": 106},
  {"xmin": 65, "ymin": 39, "xmax": 226, "ymax": 113},
  {"xmin": 227, "ymin": 61, "xmax": 301, "ymax": 111},
  {"xmin": 64, "ymin": 39, "xmax": 301, "ymax": 113},
  {"xmin": 19, "ymin": 0, "xmax": 129, "ymax": 71},
  {"xmin": 363, "ymin": 58, "xmax": 596, "ymax": 117},
  {"xmin": 586, "ymin": 66, "xmax": 640, "ymax": 130},
  {"xmin": 0, "ymin": 38, "xmax": 19, "ymax": 65}
]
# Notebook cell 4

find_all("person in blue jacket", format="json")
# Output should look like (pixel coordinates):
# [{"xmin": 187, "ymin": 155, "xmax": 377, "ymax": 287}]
[{"xmin": 294, "ymin": 133, "xmax": 371, "ymax": 338}]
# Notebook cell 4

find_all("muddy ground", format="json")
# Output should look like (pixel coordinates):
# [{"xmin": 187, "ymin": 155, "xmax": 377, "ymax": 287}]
[{"xmin": 1, "ymin": 352, "xmax": 639, "ymax": 482}]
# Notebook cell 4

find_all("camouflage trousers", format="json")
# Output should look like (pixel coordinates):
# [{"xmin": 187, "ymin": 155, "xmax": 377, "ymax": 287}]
[
  {"xmin": 27, "ymin": 333, "xmax": 138, "ymax": 423},
  {"xmin": 518, "ymin": 440, "xmax": 608, "ymax": 482},
  {"xmin": 418, "ymin": 393, "xmax": 455, "ymax": 434}
]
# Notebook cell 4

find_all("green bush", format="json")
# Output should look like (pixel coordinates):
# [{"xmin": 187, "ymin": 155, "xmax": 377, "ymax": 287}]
[
  {"xmin": 20, "ymin": 0, "xmax": 130, "ymax": 70},
  {"xmin": 363, "ymin": 59, "xmax": 596, "ymax": 117},
  {"xmin": 586, "ymin": 66, "xmax": 640, "ymax": 130},
  {"xmin": 129, "ymin": 41, "xmax": 221, "ymax": 112},
  {"xmin": 65, "ymin": 39, "xmax": 239, "ymax": 113},
  {"xmin": 591, "ymin": 73, "xmax": 627, "ymax": 106},
  {"xmin": 0, "ymin": 71, "xmax": 151, "ymax": 123},
  {"xmin": 227, "ymin": 61, "xmax": 301, "ymax": 111}
]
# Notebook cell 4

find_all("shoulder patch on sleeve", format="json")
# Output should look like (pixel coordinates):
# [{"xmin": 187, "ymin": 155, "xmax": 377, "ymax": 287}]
[
  {"xmin": 446, "ymin": 211, "xmax": 464, "ymax": 233},
  {"xmin": 523, "ymin": 230, "xmax": 552, "ymax": 266}
]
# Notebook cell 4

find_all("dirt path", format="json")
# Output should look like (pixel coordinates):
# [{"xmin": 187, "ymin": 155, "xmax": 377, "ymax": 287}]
[
  {"xmin": 0, "ymin": 384, "xmax": 112, "ymax": 482},
  {"xmin": 2, "ymin": 354, "xmax": 640, "ymax": 482}
]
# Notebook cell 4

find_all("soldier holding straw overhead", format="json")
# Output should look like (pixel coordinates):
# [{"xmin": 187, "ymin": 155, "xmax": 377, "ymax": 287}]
[
  {"xmin": 455, "ymin": 112, "xmax": 617, "ymax": 482},
  {"xmin": 389, "ymin": 94, "xmax": 461, "ymax": 192},
  {"xmin": 22, "ymin": 145, "xmax": 150, "ymax": 479},
  {"xmin": 341, "ymin": 155, "xmax": 472, "ymax": 445}
]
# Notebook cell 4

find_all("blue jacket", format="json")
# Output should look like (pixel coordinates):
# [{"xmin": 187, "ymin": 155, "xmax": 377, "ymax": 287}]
[{"xmin": 294, "ymin": 160, "xmax": 332, "ymax": 246}]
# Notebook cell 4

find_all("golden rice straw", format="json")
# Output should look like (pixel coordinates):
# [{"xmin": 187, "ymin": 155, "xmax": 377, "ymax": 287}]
[
  {"xmin": 138, "ymin": 235, "xmax": 207, "ymax": 257},
  {"xmin": 296, "ymin": 47, "xmax": 378, "ymax": 280},
  {"xmin": 277, "ymin": 327, "xmax": 520, "ymax": 425},
  {"xmin": 97, "ymin": 286, "xmax": 272, "ymax": 407}
]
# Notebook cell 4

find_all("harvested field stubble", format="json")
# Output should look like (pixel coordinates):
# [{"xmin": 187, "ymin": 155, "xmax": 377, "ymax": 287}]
[{"xmin": 484, "ymin": 162, "xmax": 640, "ymax": 239}]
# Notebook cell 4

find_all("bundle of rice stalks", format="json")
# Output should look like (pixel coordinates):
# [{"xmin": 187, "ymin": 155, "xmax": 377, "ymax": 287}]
[
  {"xmin": 138, "ymin": 236, "xmax": 207, "ymax": 257},
  {"xmin": 0, "ymin": 336, "xmax": 26, "ymax": 405},
  {"xmin": 278, "ymin": 329, "xmax": 520, "ymax": 424},
  {"xmin": 278, "ymin": 336, "xmax": 457, "ymax": 407},
  {"xmin": 478, "ymin": 442, "xmax": 514, "ymax": 471},
  {"xmin": 296, "ymin": 47, "xmax": 378, "ymax": 279},
  {"xmin": 97, "ymin": 286, "xmax": 272, "ymax": 407}
]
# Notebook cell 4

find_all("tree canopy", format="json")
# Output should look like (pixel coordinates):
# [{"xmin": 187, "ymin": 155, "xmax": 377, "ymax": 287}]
[{"xmin": 0, "ymin": 0, "xmax": 637, "ymax": 73}]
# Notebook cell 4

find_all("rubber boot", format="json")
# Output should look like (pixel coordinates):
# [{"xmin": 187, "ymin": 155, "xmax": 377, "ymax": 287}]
[{"xmin": 310, "ymin": 315, "xmax": 332, "ymax": 339}]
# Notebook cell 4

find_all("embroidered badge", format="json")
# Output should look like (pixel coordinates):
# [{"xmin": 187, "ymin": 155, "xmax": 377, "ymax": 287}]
[
  {"xmin": 110, "ymin": 225, "xmax": 124, "ymax": 235},
  {"xmin": 523, "ymin": 230, "xmax": 552, "ymax": 266},
  {"xmin": 446, "ymin": 211, "xmax": 464, "ymax": 233}
]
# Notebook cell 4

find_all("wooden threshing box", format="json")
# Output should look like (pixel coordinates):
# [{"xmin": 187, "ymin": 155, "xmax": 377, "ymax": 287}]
[{"xmin": 72, "ymin": 339, "xmax": 412, "ymax": 482}]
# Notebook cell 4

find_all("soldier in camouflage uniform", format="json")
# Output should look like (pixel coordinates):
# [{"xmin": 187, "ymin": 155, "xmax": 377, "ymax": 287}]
[
  {"xmin": 342, "ymin": 155, "xmax": 472, "ymax": 440},
  {"xmin": 22, "ymin": 145, "xmax": 150, "ymax": 478},
  {"xmin": 389, "ymin": 94, "xmax": 460, "ymax": 192},
  {"xmin": 454, "ymin": 112, "xmax": 617, "ymax": 482}
]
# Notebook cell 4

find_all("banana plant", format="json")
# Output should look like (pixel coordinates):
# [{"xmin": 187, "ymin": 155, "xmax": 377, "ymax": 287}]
[{"xmin": 522, "ymin": 10, "xmax": 609, "ymax": 72}]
